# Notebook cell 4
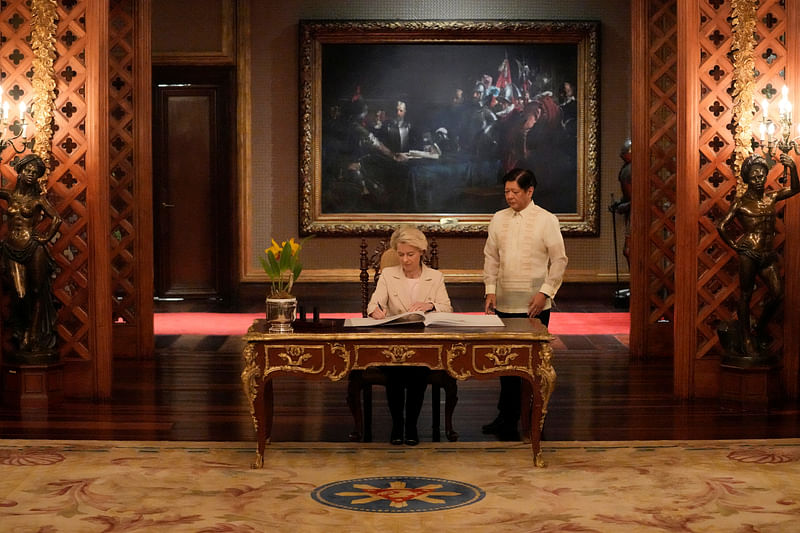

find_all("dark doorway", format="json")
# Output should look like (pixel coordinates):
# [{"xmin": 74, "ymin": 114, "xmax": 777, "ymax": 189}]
[{"xmin": 152, "ymin": 66, "xmax": 236, "ymax": 303}]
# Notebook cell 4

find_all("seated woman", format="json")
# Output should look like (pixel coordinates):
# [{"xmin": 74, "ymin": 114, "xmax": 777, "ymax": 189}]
[{"xmin": 366, "ymin": 225, "xmax": 452, "ymax": 445}]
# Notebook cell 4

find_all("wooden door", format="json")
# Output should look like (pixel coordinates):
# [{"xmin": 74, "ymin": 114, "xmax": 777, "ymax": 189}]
[{"xmin": 152, "ymin": 67, "xmax": 235, "ymax": 301}]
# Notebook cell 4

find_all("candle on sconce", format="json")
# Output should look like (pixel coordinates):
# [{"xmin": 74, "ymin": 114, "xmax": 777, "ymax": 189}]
[
  {"xmin": 754, "ymin": 85, "xmax": 800, "ymax": 165},
  {"xmin": 18, "ymin": 102, "xmax": 27, "ymax": 138},
  {"xmin": 779, "ymin": 85, "xmax": 791, "ymax": 121},
  {"xmin": 1, "ymin": 101, "xmax": 7, "ymax": 121}
]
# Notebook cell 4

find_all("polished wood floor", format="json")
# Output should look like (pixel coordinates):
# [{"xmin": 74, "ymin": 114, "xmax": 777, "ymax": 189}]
[{"xmin": 1, "ymin": 285, "xmax": 799, "ymax": 443}]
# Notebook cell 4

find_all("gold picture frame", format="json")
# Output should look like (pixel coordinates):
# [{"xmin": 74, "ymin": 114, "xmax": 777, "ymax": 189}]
[{"xmin": 299, "ymin": 20, "xmax": 599, "ymax": 236}]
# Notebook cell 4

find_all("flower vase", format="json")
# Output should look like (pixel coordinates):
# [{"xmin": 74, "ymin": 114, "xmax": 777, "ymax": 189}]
[{"xmin": 266, "ymin": 297, "xmax": 297, "ymax": 333}]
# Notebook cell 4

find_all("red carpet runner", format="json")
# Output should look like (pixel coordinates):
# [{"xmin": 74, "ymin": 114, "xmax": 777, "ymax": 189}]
[{"xmin": 154, "ymin": 312, "xmax": 630, "ymax": 336}]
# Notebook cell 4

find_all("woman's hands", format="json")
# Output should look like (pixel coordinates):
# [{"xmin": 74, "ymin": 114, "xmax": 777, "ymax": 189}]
[
  {"xmin": 408, "ymin": 301, "xmax": 434, "ymax": 312},
  {"xmin": 372, "ymin": 301, "xmax": 434, "ymax": 318}
]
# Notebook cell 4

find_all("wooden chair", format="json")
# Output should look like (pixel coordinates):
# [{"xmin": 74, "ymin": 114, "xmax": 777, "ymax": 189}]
[{"xmin": 346, "ymin": 236, "xmax": 459, "ymax": 443}]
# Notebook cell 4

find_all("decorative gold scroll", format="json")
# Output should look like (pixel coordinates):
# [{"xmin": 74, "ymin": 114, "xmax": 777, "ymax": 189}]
[
  {"xmin": 30, "ymin": 0, "xmax": 58, "ymax": 182},
  {"xmin": 240, "ymin": 344, "xmax": 261, "ymax": 434},
  {"xmin": 730, "ymin": 0, "xmax": 758, "ymax": 185}
]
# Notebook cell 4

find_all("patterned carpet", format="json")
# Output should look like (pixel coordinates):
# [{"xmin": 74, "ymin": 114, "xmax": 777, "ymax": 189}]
[{"xmin": 1, "ymin": 439, "xmax": 799, "ymax": 532}]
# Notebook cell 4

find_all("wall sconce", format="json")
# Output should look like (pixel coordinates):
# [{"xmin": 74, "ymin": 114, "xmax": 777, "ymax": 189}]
[
  {"xmin": 756, "ymin": 84, "xmax": 799, "ymax": 177},
  {"xmin": 0, "ymin": 85, "xmax": 31, "ymax": 157}
]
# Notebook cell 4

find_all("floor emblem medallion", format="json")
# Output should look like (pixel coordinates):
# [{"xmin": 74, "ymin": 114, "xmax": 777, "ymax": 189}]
[{"xmin": 311, "ymin": 476, "xmax": 485, "ymax": 513}]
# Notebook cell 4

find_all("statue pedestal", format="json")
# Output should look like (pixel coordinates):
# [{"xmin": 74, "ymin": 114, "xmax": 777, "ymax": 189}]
[
  {"xmin": 719, "ymin": 363, "xmax": 782, "ymax": 412},
  {"xmin": 2, "ymin": 362, "xmax": 64, "ymax": 410}
]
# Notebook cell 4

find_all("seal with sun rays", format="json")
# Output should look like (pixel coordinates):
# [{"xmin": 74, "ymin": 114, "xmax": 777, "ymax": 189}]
[{"xmin": 311, "ymin": 476, "xmax": 485, "ymax": 513}]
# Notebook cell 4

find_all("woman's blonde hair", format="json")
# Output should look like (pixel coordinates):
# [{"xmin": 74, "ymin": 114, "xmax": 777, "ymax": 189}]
[{"xmin": 390, "ymin": 224, "xmax": 427, "ymax": 252}]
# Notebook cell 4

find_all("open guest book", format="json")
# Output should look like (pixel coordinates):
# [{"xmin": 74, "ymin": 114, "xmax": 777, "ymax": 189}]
[{"xmin": 343, "ymin": 311, "xmax": 505, "ymax": 328}]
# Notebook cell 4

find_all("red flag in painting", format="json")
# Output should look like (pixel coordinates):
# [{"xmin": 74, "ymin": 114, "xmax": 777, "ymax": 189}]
[{"xmin": 496, "ymin": 58, "xmax": 512, "ymax": 89}]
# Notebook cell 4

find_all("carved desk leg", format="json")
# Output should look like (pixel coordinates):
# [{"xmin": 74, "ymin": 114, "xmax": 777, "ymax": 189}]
[
  {"xmin": 242, "ymin": 344, "xmax": 274, "ymax": 469},
  {"xmin": 520, "ymin": 377, "xmax": 533, "ymax": 446},
  {"xmin": 532, "ymin": 343, "xmax": 556, "ymax": 467}
]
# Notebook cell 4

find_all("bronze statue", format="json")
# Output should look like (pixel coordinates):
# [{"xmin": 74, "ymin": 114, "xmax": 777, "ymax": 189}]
[
  {"xmin": 716, "ymin": 152, "xmax": 800, "ymax": 365},
  {"xmin": 0, "ymin": 154, "xmax": 62, "ymax": 363}
]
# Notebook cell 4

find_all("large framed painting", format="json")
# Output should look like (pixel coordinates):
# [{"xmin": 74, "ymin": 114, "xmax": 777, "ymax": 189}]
[{"xmin": 299, "ymin": 20, "xmax": 599, "ymax": 236}]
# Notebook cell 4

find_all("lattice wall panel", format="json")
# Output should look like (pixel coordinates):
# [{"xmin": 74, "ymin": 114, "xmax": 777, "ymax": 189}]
[
  {"xmin": 695, "ymin": 0, "xmax": 787, "ymax": 359},
  {"xmin": 0, "ymin": 0, "xmax": 92, "ymax": 361},
  {"xmin": 50, "ymin": 0, "xmax": 91, "ymax": 360},
  {"xmin": 647, "ymin": 0, "xmax": 678, "ymax": 324},
  {"xmin": 108, "ymin": 0, "xmax": 138, "ymax": 327},
  {"xmin": 695, "ymin": 0, "xmax": 737, "ymax": 359},
  {"xmin": 0, "ymin": 1, "xmax": 35, "ymax": 185},
  {"xmin": 751, "ymin": 0, "xmax": 789, "ymax": 342}
]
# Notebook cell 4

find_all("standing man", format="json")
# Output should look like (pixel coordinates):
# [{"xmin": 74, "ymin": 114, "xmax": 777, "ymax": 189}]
[{"xmin": 482, "ymin": 168, "xmax": 568, "ymax": 439}]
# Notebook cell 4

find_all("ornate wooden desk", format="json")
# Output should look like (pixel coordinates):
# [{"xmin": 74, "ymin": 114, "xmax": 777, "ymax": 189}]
[{"xmin": 241, "ymin": 317, "xmax": 555, "ymax": 468}]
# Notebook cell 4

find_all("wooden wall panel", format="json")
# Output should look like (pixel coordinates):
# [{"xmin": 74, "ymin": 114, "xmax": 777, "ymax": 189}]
[
  {"xmin": 636, "ymin": 0, "xmax": 799, "ymax": 398},
  {"xmin": 1, "ymin": 0, "xmax": 112, "ymax": 398},
  {"xmin": 783, "ymin": 0, "xmax": 800, "ymax": 399},
  {"xmin": 108, "ymin": 0, "xmax": 153, "ymax": 358},
  {"xmin": 630, "ymin": 0, "xmax": 678, "ymax": 358},
  {"xmin": 693, "ymin": 0, "xmax": 738, "ymax": 366},
  {"xmin": 673, "ymin": 0, "xmax": 794, "ymax": 398}
]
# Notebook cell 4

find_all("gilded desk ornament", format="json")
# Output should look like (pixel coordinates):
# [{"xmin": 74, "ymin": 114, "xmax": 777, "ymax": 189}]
[
  {"xmin": 264, "ymin": 345, "xmax": 325, "ymax": 378},
  {"xmin": 474, "ymin": 344, "xmax": 533, "ymax": 375},
  {"xmin": 536, "ymin": 343, "xmax": 556, "ymax": 432},
  {"xmin": 484, "ymin": 346, "xmax": 520, "ymax": 367},
  {"xmin": 276, "ymin": 345, "xmax": 313, "ymax": 367},
  {"xmin": 446, "ymin": 343, "xmax": 471, "ymax": 379},
  {"xmin": 323, "ymin": 343, "xmax": 351, "ymax": 381},
  {"xmin": 240, "ymin": 344, "xmax": 262, "ymax": 435},
  {"xmin": 381, "ymin": 345, "xmax": 416, "ymax": 363}
]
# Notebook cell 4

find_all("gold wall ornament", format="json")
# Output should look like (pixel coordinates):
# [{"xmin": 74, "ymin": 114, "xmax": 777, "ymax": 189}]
[
  {"xmin": 29, "ymin": 0, "xmax": 58, "ymax": 177},
  {"xmin": 730, "ymin": 0, "xmax": 758, "ymax": 183}
]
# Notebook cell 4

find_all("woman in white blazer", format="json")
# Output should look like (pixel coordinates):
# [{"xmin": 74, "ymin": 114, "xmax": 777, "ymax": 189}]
[{"xmin": 366, "ymin": 226, "xmax": 452, "ymax": 445}]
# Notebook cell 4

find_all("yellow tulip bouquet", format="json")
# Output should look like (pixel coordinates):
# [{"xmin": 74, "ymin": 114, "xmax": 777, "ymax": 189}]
[{"xmin": 260, "ymin": 237, "xmax": 310, "ymax": 298}]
